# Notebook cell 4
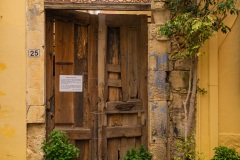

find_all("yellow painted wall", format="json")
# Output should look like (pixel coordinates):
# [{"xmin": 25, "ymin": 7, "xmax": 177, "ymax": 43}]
[
  {"xmin": 198, "ymin": 1, "xmax": 240, "ymax": 158},
  {"xmin": 0, "ymin": 1, "xmax": 26, "ymax": 159},
  {"xmin": 218, "ymin": 7, "xmax": 240, "ymax": 152}
]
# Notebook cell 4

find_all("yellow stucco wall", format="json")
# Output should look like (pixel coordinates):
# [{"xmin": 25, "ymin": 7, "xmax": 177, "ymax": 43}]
[
  {"xmin": 218, "ymin": 8, "xmax": 240, "ymax": 152},
  {"xmin": 198, "ymin": 1, "xmax": 240, "ymax": 158},
  {"xmin": 0, "ymin": 1, "xmax": 26, "ymax": 159}
]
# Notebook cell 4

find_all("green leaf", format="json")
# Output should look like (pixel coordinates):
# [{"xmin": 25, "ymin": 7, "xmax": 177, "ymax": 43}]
[
  {"xmin": 158, "ymin": 0, "xmax": 239, "ymax": 58},
  {"xmin": 41, "ymin": 130, "xmax": 79, "ymax": 160}
]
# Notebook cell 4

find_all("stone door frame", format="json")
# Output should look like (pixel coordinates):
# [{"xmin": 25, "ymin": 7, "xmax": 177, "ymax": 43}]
[{"xmin": 26, "ymin": 1, "xmax": 170, "ymax": 159}]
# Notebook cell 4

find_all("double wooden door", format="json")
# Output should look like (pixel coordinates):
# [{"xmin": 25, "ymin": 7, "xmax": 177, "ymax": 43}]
[{"xmin": 46, "ymin": 10, "xmax": 148, "ymax": 160}]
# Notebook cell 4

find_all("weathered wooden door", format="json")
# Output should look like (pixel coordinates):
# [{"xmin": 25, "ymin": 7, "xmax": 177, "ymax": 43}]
[
  {"xmin": 97, "ymin": 14, "xmax": 148, "ymax": 160},
  {"xmin": 46, "ymin": 11, "xmax": 148, "ymax": 160},
  {"xmin": 46, "ymin": 10, "xmax": 98, "ymax": 160}
]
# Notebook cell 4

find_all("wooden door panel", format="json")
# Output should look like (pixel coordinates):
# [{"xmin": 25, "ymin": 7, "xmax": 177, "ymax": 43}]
[
  {"xmin": 120, "ymin": 27, "xmax": 129, "ymax": 102},
  {"xmin": 87, "ymin": 15, "xmax": 99, "ymax": 160},
  {"xmin": 105, "ymin": 26, "xmax": 122, "ymax": 160},
  {"xmin": 137, "ymin": 16, "xmax": 148, "ymax": 148},
  {"xmin": 55, "ymin": 21, "xmax": 74, "ymax": 63},
  {"xmin": 107, "ymin": 27, "xmax": 121, "ymax": 102},
  {"xmin": 74, "ymin": 24, "xmax": 88, "ymax": 128},
  {"xmin": 47, "ymin": 12, "xmax": 147, "ymax": 160},
  {"xmin": 99, "ymin": 14, "xmax": 148, "ymax": 160},
  {"xmin": 46, "ymin": 11, "xmax": 98, "ymax": 160},
  {"xmin": 127, "ymin": 27, "xmax": 139, "ymax": 99},
  {"xmin": 55, "ymin": 21, "xmax": 75, "ymax": 124},
  {"xmin": 73, "ymin": 24, "xmax": 91, "ymax": 160}
]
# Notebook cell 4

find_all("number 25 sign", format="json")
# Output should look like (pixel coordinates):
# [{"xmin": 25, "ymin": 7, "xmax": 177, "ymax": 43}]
[{"xmin": 28, "ymin": 49, "xmax": 40, "ymax": 57}]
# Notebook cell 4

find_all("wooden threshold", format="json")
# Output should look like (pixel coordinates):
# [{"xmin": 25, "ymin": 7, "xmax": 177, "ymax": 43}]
[{"xmin": 44, "ymin": 2, "xmax": 151, "ymax": 11}]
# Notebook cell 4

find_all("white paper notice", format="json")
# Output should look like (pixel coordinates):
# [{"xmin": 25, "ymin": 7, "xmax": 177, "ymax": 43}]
[{"xmin": 59, "ymin": 75, "xmax": 83, "ymax": 92}]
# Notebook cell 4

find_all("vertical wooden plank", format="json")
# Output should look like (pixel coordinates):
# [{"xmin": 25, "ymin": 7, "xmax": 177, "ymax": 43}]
[
  {"xmin": 74, "ymin": 24, "xmax": 89, "ymax": 160},
  {"xmin": 46, "ymin": 19, "xmax": 54, "ymax": 135},
  {"xmin": 128, "ymin": 27, "xmax": 139, "ymax": 99},
  {"xmin": 76, "ymin": 140, "xmax": 89, "ymax": 160},
  {"xmin": 120, "ymin": 27, "xmax": 129, "ymax": 102},
  {"xmin": 55, "ymin": 21, "xmax": 74, "ymax": 63},
  {"xmin": 120, "ymin": 138, "xmax": 137, "ymax": 159},
  {"xmin": 74, "ymin": 24, "xmax": 89, "ymax": 127},
  {"xmin": 120, "ymin": 138, "xmax": 128, "ymax": 159},
  {"xmin": 98, "ymin": 14, "xmax": 149, "ymax": 159},
  {"xmin": 106, "ymin": 26, "xmax": 123, "ymax": 160},
  {"xmin": 135, "ymin": 137, "xmax": 141, "ymax": 148},
  {"xmin": 98, "ymin": 14, "xmax": 107, "ymax": 160},
  {"xmin": 55, "ymin": 21, "xmax": 74, "ymax": 124},
  {"xmin": 102, "ymin": 126, "xmax": 108, "ymax": 160},
  {"xmin": 123, "ymin": 27, "xmax": 139, "ymax": 154},
  {"xmin": 88, "ymin": 14, "xmax": 98, "ymax": 160},
  {"xmin": 108, "ymin": 138, "xmax": 121, "ymax": 160},
  {"xmin": 74, "ymin": 24, "xmax": 84, "ymax": 127},
  {"xmin": 120, "ymin": 112, "xmax": 138, "ymax": 159},
  {"xmin": 107, "ymin": 27, "xmax": 121, "ymax": 101},
  {"xmin": 138, "ymin": 15, "xmax": 148, "ymax": 147},
  {"xmin": 120, "ymin": 25, "xmax": 140, "ymax": 158},
  {"xmin": 107, "ymin": 27, "xmax": 122, "ymax": 128}
]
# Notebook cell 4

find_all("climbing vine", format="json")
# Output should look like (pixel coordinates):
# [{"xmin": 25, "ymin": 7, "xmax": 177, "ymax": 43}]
[{"xmin": 159, "ymin": 0, "xmax": 238, "ymax": 141}]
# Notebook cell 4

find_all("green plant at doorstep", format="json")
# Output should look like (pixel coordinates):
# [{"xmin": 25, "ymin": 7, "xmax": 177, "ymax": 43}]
[
  {"xmin": 41, "ymin": 129, "xmax": 79, "ymax": 160},
  {"xmin": 123, "ymin": 145, "xmax": 152, "ymax": 160},
  {"xmin": 211, "ymin": 146, "xmax": 240, "ymax": 160},
  {"xmin": 174, "ymin": 134, "xmax": 205, "ymax": 160}
]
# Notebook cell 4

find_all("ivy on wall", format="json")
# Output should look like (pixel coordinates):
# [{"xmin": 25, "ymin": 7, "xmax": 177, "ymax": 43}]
[{"xmin": 159, "ymin": 0, "xmax": 238, "ymax": 140}]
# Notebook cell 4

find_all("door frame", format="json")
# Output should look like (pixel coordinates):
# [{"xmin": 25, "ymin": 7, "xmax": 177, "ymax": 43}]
[
  {"xmin": 45, "ymin": 10, "xmax": 99, "ymax": 159},
  {"xmin": 44, "ymin": 2, "xmax": 151, "ymax": 11},
  {"xmin": 97, "ymin": 14, "xmax": 148, "ymax": 159},
  {"xmin": 47, "ymin": 10, "xmax": 148, "ymax": 159}
]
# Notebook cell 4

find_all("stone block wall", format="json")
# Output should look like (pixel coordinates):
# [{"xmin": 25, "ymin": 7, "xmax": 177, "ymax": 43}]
[
  {"xmin": 149, "ymin": 1, "xmax": 192, "ymax": 159},
  {"xmin": 148, "ymin": 1, "xmax": 170, "ymax": 159},
  {"xmin": 26, "ymin": 0, "xmax": 46, "ymax": 159},
  {"xmin": 168, "ymin": 59, "xmax": 191, "ymax": 158}
]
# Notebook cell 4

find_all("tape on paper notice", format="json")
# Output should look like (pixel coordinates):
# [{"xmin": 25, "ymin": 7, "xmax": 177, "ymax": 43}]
[{"xmin": 59, "ymin": 75, "xmax": 83, "ymax": 92}]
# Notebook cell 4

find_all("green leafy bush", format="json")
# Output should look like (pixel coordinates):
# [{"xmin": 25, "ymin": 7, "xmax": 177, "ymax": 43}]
[
  {"xmin": 41, "ymin": 130, "xmax": 79, "ymax": 160},
  {"xmin": 158, "ymin": 0, "xmax": 239, "ymax": 59},
  {"xmin": 211, "ymin": 146, "xmax": 240, "ymax": 160},
  {"xmin": 174, "ymin": 134, "xmax": 205, "ymax": 160},
  {"xmin": 123, "ymin": 145, "xmax": 152, "ymax": 160}
]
